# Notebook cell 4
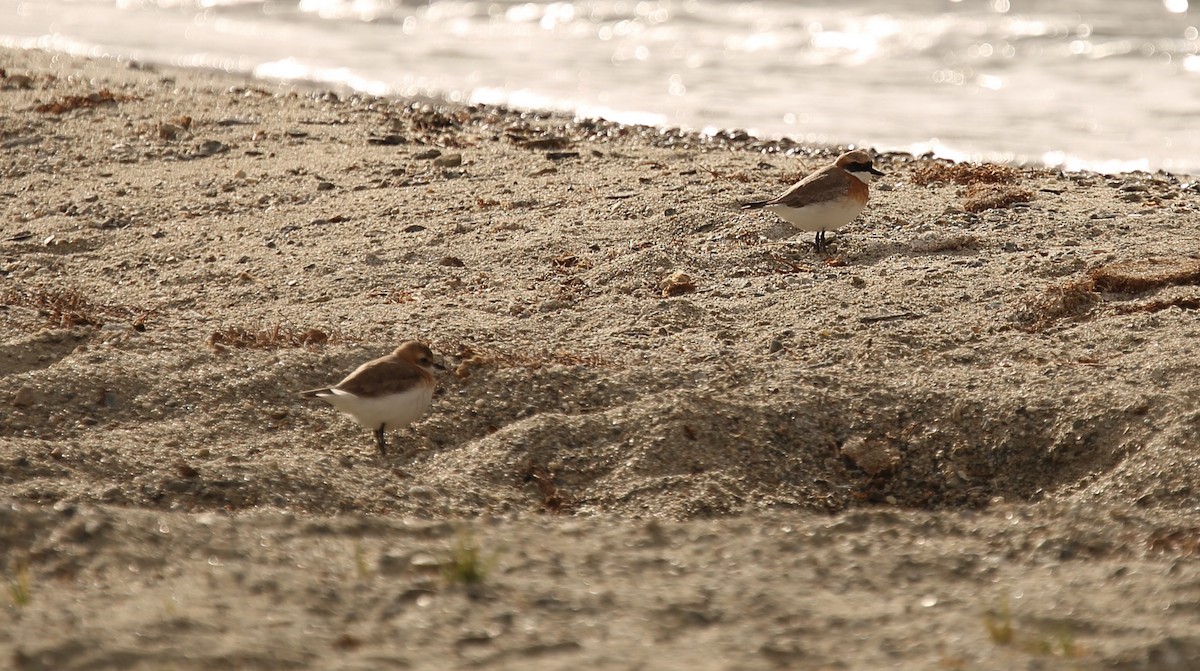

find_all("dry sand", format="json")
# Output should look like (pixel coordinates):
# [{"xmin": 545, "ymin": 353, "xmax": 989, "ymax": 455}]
[{"xmin": 3, "ymin": 48, "xmax": 1200, "ymax": 670}]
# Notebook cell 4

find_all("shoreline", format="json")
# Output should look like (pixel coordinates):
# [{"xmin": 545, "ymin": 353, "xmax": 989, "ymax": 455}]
[
  {"xmin": 3, "ymin": 46, "xmax": 1200, "ymax": 670},
  {"xmin": 4, "ymin": 45, "xmax": 1189, "ymax": 177}
]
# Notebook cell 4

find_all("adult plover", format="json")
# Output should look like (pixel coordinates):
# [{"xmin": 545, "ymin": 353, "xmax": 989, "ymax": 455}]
[
  {"xmin": 742, "ymin": 149, "xmax": 885, "ymax": 253},
  {"xmin": 301, "ymin": 340, "xmax": 439, "ymax": 454}
]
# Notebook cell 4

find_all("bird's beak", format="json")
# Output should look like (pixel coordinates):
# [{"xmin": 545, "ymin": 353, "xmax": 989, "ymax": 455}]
[{"xmin": 869, "ymin": 166, "xmax": 885, "ymax": 177}]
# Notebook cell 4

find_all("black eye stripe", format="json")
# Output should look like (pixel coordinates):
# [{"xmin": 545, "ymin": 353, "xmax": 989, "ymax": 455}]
[{"xmin": 848, "ymin": 162, "xmax": 874, "ymax": 172}]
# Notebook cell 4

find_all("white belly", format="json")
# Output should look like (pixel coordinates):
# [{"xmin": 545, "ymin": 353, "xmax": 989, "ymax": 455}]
[
  {"xmin": 766, "ymin": 198, "xmax": 865, "ymax": 233},
  {"xmin": 319, "ymin": 386, "xmax": 433, "ymax": 431}
]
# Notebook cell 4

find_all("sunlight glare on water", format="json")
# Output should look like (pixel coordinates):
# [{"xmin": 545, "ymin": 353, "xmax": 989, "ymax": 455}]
[{"xmin": 2, "ymin": 0, "xmax": 1200, "ymax": 172}]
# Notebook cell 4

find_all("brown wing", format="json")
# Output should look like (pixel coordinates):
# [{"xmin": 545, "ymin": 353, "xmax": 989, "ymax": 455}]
[
  {"xmin": 335, "ymin": 355, "xmax": 432, "ymax": 397},
  {"xmin": 767, "ymin": 167, "xmax": 850, "ymax": 209}
]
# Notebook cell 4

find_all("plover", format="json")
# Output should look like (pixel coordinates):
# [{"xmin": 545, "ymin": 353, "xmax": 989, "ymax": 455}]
[
  {"xmin": 301, "ymin": 340, "xmax": 438, "ymax": 454},
  {"xmin": 741, "ymin": 149, "xmax": 885, "ymax": 253}
]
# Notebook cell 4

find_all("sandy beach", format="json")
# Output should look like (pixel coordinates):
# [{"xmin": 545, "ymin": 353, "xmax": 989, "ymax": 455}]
[{"xmin": 3, "ymin": 48, "xmax": 1200, "ymax": 670}]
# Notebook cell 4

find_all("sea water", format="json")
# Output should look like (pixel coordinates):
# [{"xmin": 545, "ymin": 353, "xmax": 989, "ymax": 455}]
[{"xmin": 3, "ymin": 0, "xmax": 1199, "ymax": 173}]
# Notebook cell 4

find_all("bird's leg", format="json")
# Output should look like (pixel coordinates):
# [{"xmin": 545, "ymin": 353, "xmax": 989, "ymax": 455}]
[
  {"xmin": 375, "ymin": 424, "xmax": 388, "ymax": 455},
  {"xmin": 814, "ymin": 230, "xmax": 826, "ymax": 254}
]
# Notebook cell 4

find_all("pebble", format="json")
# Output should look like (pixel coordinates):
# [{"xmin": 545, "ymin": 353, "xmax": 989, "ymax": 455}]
[
  {"xmin": 378, "ymin": 550, "xmax": 413, "ymax": 575},
  {"xmin": 12, "ymin": 386, "xmax": 36, "ymax": 407},
  {"xmin": 2, "ymin": 136, "xmax": 42, "ymax": 149},
  {"xmin": 193, "ymin": 140, "xmax": 228, "ymax": 157},
  {"xmin": 367, "ymin": 134, "xmax": 405, "ymax": 145},
  {"xmin": 158, "ymin": 123, "xmax": 184, "ymax": 141},
  {"xmin": 409, "ymin": 553, "xmax": 440, "ymax": 568},
  {"xmin": 841, "ymin": 436, "xmax": 902, "ymax": 475},
  {"xmin": 661, "ymin": 271, "xmax": 697, "ymax": 297}
]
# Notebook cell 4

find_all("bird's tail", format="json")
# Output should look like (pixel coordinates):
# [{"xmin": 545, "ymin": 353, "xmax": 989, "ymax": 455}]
[
  {"xmin": 740, "ymin": 200, "xmax": 769, "ymax": 210},
  {"xmin": 299, "ymin": 388, "xmax": 333, "ymax": 399}
]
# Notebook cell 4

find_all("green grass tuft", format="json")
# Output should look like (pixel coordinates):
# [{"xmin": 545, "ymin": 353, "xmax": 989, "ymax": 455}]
[
  {"xmin": 983, "ymin": 597, "xmax": 1014, "ymax": 645},
  {"xmin": 440, "ymin": 532, "xmax": 491, "ymax": 587},
  {"xmin": 6, "ymin": 559, "xmax": 31, "ymax": 609},
  {"xmin": 985, "ymin": 596, "xmax": 1084, "ymax": 661}
]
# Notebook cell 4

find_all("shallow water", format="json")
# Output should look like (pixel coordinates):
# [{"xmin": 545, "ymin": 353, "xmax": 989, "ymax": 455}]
[{"xmin": 3, "ymin": 0, "xmax": 1199, "ymax": 172}]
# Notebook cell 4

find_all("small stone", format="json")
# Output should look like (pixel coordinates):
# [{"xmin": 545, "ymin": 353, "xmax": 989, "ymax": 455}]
[
  {"xmin": 12, "ymin": 386, "xmax": 36, "ymax": 407},
  {"xmin": 378, "ymin": 550, "xmax": 411, "ymax": 575},
  {"xmin": 409, "ymin": 553, "xmax": 440, "ymax": 569},
  {"xmin": 432, "ymin": 153, "xmax": 462, "ymax": 168},
  {"xmin": 439, "ymin": 256, "xmax": 465, "ymax": 267},
  {"xmin": 414, "ymin": 149, "xmax": 442, "ymax": 160},
  {"xmin": 316, "ymin": 181, "xmax": 335, "ymax": 191},
  {"xmin": 194, "ymin": 140, "xmax": 228, "ymax": 157},
  {"xmin": 661, "ymin": 271, "xmax": 697, "ymax": 298},
  {"xmin": 367, "ymin": 134, "xmax": 406, "ymax": 146},
  {"xmin": 158, "ymin": 123, "xmax": 184, "ymax": 141},
  {"xmin": 841, "ymin": 436, "xmax": 902, "ymax": 475},
  {"xmin": 5, "ymin": 74, "xmax": 34, "ymax": 89}
]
